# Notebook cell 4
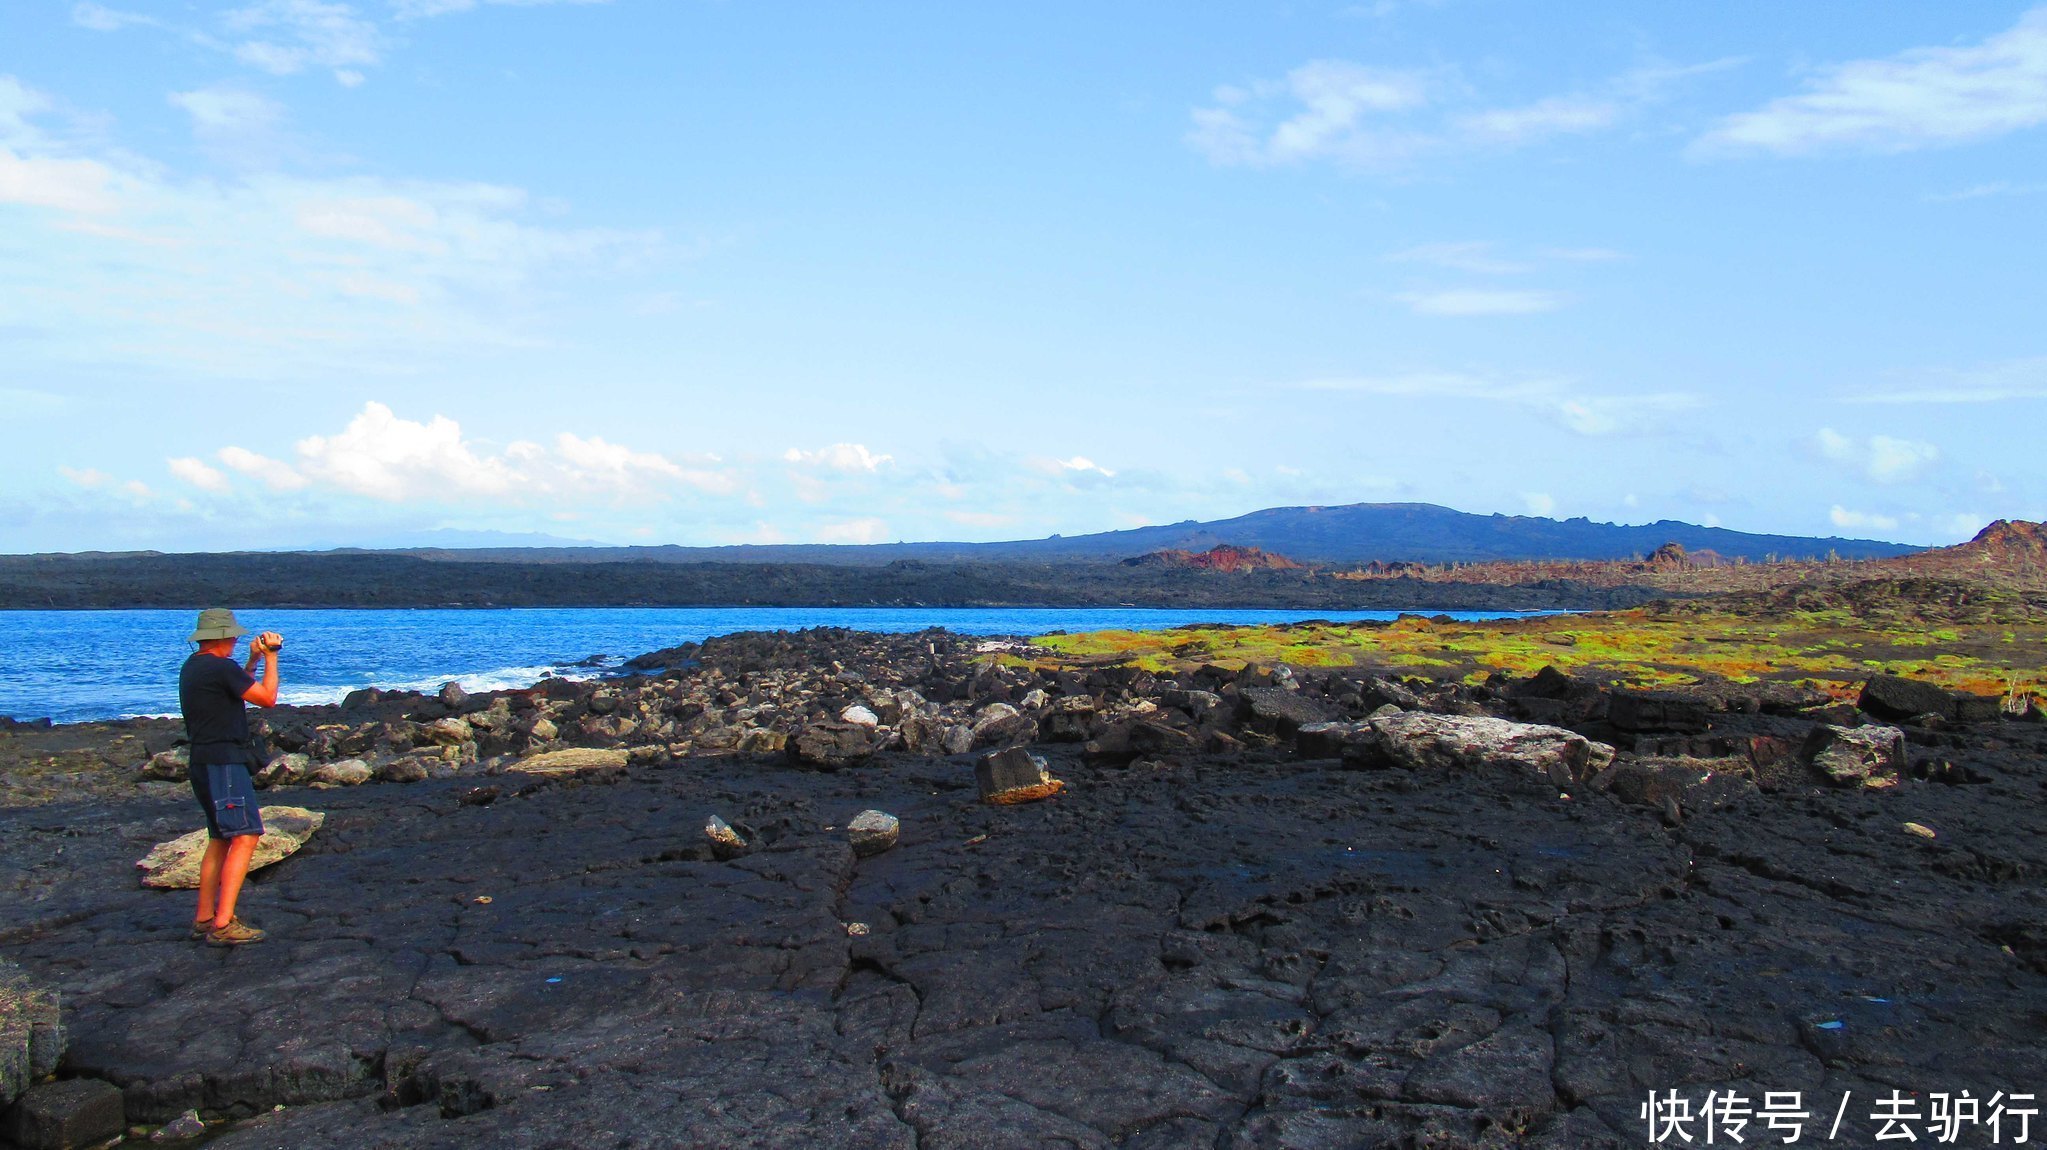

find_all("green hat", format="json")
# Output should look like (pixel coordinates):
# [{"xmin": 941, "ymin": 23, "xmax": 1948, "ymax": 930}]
[{"xmin": 189, "ymin": 608, "xmax": 248, "ymax": 643}]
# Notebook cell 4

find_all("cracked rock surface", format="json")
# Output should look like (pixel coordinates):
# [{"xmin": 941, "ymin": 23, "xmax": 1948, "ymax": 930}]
[{"xmin": 3, "ymin": 635, "xmax": 2045, "ymax": 1147}]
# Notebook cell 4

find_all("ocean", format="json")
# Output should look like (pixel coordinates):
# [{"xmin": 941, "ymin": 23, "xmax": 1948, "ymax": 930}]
[{"xmin": 0, "ymin": 606, "xmax": 1542, "ymax": 724}]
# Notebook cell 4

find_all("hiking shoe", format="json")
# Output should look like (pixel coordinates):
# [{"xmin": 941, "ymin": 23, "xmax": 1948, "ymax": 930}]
[
  {"xmin": 189, "ymin": 919, "xmax": 211, "ymax": 940},
  {"xmin": 205, "ymin": 917, "xmax": 266, "ymax": 947}
]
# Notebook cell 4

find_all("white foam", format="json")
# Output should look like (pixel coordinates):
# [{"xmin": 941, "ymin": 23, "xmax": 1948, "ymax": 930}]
[{"xmin": 276, "ymin": 663, "xmax": 608, "ymax": 708}]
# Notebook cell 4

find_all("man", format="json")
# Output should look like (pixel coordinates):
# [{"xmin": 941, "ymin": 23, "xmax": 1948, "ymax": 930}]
[{"xmin": 179, "ymin": 608, "xmax": 284, "ymax": 947}]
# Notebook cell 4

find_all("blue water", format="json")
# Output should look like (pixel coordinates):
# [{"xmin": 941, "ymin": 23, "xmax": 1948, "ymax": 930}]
[{"xmin": 0, "ymin": 607, "xmax": 1540, "ymax": 723}]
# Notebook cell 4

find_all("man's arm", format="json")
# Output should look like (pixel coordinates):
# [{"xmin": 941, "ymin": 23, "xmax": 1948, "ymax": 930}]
[{"xmin": 241, "ymin": 632, "xmax": 281, "ymax": 708}]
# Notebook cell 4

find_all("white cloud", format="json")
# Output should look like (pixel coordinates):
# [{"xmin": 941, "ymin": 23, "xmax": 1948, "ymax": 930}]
[
  {"xmin": 1522, "ymin": 492, "xmax": 1556, "ymax": 516},
  {"xmin": 1452, "ymin": 96, "xmax": 1616, "ymax": 145},
  {"xmin": 59, "ymin": 466, "xmax": 112, "ymax": 488},
  {"xmin": 1385, "ymin": 241, "xmax": 1529, "ymax": 275},
  {"xmin": 1553, "ymin": 395, "xmax": 1700, "ymax": 436},
  {"xmin": 281, "ymin": 402, "xmax": 733, "ymax": 504},
  {"xmin": 1697, "ymin": 7, "xmax": 2047, "ymax": 156},
  {"xmin": 1294, "ymin": 371, "xmax": 1699, "ymax": 437},
  {"xmin": 0, "ymin": 148, "xmax": 121, "ymax": 214},
  {"xmin": 1395, "ymin": 289, "xmax": 1566, "ymax": 316},
  {"xmin": 221, "ymin": 0, "xmax": 383, "ymax": 82},
  {"xmin": 1815, "ymin": 428, "xmax": 1940, "ymax": 483},
  {"xmin": 391, "ymin": 0, "xmax": 611, "ymax": 17},
  {"xmin": 1852, "ymin": 357, "xmax": 2047, "ymax": 404},
  {"xmin": 217, "ymin": 445, "xmax": 310, "ymax": 491},
  {"xmin": 169, "ymin": 86, "xmax": 284, "ymax": 137},
  {"xmin": 0, "ymin": 76, "xmax": 47, "ymax": 144},
  {"xmin": 557, "ymin": 432, "xmax": 733, "ymax": 494},
  {"xmin": 1939, "ymin": 512, "xmax": 1988, "ymax": 539},
  {"xmin": 782, "ymin": 443, "xmax": 893, "ymax": 472},
  {"xmin": 1, "ymin": 84, "xmax": 659, "ymax": 376},
  {"xmin": 816, "ymin": 517, "xmax": 888, "ymax": 544},
  {"xmin": 71, "ymin": 3, "xmax": 157, "ymax": 31},
  {"xmin": 1192, "ymin": 55, "xmax": 1735, "ymax": 169},
  {"xmin": 1055, "ymin": 456, "xmax": 1116, "ymax": 478},
  {"xmin": 168, "ymin": 455, "xmax": 233, "ymax": 493},
  {"xmin": 1187, "ymin": 60, "xmax": 1434, "ymax": 167},
  {"xmin": 295, "ymin": 402, "xmax": 522, "ymax": 500},
  {"xmin": 1830, "ymin": 505, "xmax": 1900, "ymax": 532}
]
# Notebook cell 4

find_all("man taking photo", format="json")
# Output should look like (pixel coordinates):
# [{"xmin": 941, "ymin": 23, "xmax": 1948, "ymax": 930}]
[{"xmin": 179, "ymin": 608, "xmax": 284, "ymax": 947}]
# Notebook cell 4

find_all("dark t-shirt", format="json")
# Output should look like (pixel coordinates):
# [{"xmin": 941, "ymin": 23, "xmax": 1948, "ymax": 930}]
[{"xmin": 179, "ymin": 652, "xmax": 256, "ymax": 752}]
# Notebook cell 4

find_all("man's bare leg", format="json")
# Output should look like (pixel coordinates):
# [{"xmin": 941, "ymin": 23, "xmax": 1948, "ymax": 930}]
[
  {"xmin": 210, "ymin": 834, "xmax": 262, "ymax": 929},
  {"xmin": 196, "ymin": 838, "xmax": 231, "ymax": 924}
]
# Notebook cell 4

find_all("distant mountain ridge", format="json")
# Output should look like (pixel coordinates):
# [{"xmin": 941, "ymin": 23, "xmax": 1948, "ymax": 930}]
[{"xmin": 394, "ymin": 502, "xmax": 1918, "ymax": 567}]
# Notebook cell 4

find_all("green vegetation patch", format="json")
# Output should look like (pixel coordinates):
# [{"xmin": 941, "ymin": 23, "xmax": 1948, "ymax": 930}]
[{"xmin": 1029, "ymin": 605, "xmax": 2047, "ymax": 696}]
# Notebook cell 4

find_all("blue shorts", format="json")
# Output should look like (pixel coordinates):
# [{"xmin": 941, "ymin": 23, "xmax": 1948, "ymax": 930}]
[{"xmin": 187, "ymin": 760, "xmax": 266, "ymax": 840}]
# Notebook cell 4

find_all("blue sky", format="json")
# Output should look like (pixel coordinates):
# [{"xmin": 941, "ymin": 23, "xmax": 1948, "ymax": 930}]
[{"xmin": 3, "ymin": 1, "xmax": 2044, "ymax": 552}]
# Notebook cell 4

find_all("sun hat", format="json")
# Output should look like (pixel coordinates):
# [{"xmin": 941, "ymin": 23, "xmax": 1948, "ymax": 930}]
[{"xmin": 189, "ymin": 608, "xmax": 248, "ymax": 643}]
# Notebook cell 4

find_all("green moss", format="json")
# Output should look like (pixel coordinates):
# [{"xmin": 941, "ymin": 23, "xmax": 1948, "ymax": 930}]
[{"xmin": 1025, "ymin": 603, "xmax": 2047, "ymax": 693}]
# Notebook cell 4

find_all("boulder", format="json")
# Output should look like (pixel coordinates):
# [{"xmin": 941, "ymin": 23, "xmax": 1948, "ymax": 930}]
[
  {"xmin": 422, "ymin": 718, "xmax": 473, "ymax": 746},
  {"xmin": 2, "ymin": 1077, "xmax": 125, "ymax": 1150},
  {"xmin": 1358, "ymin": 676, "xmax": 1423, "ymax": 711},
  {"xmin": 1858, "ymin": 675, "xmax": 1958, "ymax": 723},
  {"xmin": 1355, "ymin": 712, "xmax": 1616, "ymax": 786},
  {"xmin": 373, "ymin": 757, "xmax": 432, "ymax": 784},
  {"xmin": 0, "ymin": 959, "xmax": 63, "ymax": 1109},
  {"xmin": 1514, "ymin": 665, "xmax": 1579, "ymax": 700},
  {"xmin": 254, "ymin": 752, "xmax": 311, "ymax": 788},
  {"xmin": 505, "ymin": 748, "xmax": 628, "ymax": 776},
  {"xmin": 940, "ymin": 725, "xmax": 975, "ymax": 756},
  {"xmin": 1039, "ymin": 696, "xmax": 1097, "ymax": 742},
  {"xmin": 840, "ymin": 704, "xmax": 880, "ymax": 728},
  {"xmin": 1954, "ymin": 693, "xmax": 2004, "ymax": 724},
  {"xmin": 1592, "ymin": 760, "xmax": 1757, "ymax": 816},
  {"xmin": 895, "ymin": 713, "xmax": 944, "ymax": 753},
  {"xmin": 736, "ymin": 728, "xmax": 787, "ymax": 755},
  {"xmin": 1606, "ymin": 690, "xmax": 1711, "ymax": 734},
  {"xmin": 969, "ymin": 703, "xmax": 1036, "ymax": 748},
  {"xmin": 340, "ymin": 687, "xmax": 384, "ymax": 711},
  {"xmin": 1083, "ymin": 723, "xmax": 1136, "ymax": 766},
  {"xmin": 140, "ymin": 747, "xmax": 188, "ymax": 781},
  {"xmin": 790, "ymin": 722, "xmax": 879, "ymax": 769},
  {"xmin": 309, "ymin": 758, "xmax": 372, "ymax": 786},
  {"xmin": 437, "ymin": 681, "xmax": 470, "ymax": 709},
  {"xmin": 134, "ymin": 807, "xmax": 326, "ymax": 890},
  {"xmin": 1801, "ymin": 724, "xmax": 1906, "ymax": 788},
  {"xmin": 975, "ymin": 747, "xmax": 1064, "ymax": 805},
  {"xmin": 152, "ymin": 1110, "xmax": 206, "ymax": 1141},
  {"xmin": 704, "ymin": 816, "xmax": 749, "ymax": 861},
  {"xmin": 847, "ymin": 810, "xmax": 900, "ymax": 858},
  {"xmin": 1162, "ymin": 689, "xmax": 1226, "ymax": 721},
  {"xmin": 1294, "ymin": 721, "xmax": 1361, "ymax": 760},
  {"xmin": 1235, "ymin": 688, "xmax": 1330, "ymax": 738}
]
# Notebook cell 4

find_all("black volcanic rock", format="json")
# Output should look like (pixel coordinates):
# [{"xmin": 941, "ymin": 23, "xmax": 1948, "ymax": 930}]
[{"xmin": 5, "ymin": 629, "xmax": 2047, "ymax": 1148}]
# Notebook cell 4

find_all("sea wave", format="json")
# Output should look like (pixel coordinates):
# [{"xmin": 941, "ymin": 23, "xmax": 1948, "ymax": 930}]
[{"xmin": 275, "ymin": 662, "xmax": 611, "ymax": 708}]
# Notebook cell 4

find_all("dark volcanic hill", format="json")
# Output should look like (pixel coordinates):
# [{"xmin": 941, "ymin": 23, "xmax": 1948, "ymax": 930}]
[
  {"xmin": 1122, "ymin": 544, "xmax": 1303, "ymax": 572},
  {"xmin": 381, "ymin": 502, "xmax": 1916, "ymax": 567}
]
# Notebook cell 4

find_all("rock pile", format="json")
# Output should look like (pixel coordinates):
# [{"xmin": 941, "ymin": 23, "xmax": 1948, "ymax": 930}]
[{"xmin": 129, "ymin": 627, "xmax": 2016, "ymax": 839}]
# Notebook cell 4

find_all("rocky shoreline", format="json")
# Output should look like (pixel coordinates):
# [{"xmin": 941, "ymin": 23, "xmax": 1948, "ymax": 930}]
[{"xmin": 3, "ymin": 627, "xmax": 2046, "ymax": 1147}]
